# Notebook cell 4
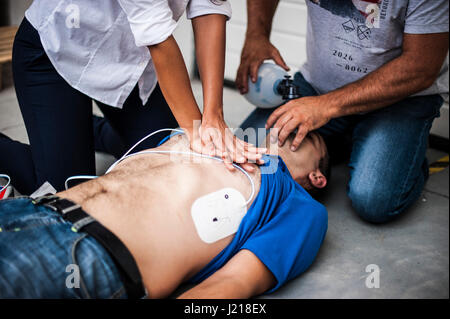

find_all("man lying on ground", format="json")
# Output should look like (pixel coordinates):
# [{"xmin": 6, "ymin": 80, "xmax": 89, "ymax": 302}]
[{"xmin": 0, "ymin": 131, "xmax": 329, "ymax": 299}]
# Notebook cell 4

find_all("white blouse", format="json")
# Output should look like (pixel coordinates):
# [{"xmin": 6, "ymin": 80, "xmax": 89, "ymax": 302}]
[{"xmin": 25, "ymin": 0, "xmax": 232, "ymax": 108}]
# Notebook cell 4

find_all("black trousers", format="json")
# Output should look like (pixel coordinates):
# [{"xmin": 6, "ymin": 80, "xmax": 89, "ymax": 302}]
[{"xmin": 0, "ymin": 19, "xmax": 178, "ymax": 194}]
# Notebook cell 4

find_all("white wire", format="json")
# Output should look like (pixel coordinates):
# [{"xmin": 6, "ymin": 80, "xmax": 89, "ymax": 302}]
[
  {"xmin": 64, "ymin": 129, "xmax": 184, "ymax": 190},
  {"xmin": 0, "ymin": 174, "xmax": 11, "ymax": 193},
  {"xmin": 65, "ymin": 175, "xmax": 98, "ymax": 190},
  {"xmin": 112, "ymin": 150, "xmax": 255, "ymax": 206},
  {"xmin": 105, "ymin": 128, "xmax": 255, "ymax": 206},
  {"xmin": 121, "ymin": 128, "xmax": 185, "ymax": 163}
]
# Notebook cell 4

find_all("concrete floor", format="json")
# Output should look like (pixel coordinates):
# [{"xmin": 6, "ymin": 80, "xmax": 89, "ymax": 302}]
[{"xmin": 0, "ymin": 79, "xmax": 448, "ymax": 299}]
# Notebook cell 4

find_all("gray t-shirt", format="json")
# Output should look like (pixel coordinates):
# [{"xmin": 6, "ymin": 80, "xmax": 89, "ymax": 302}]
[{"xmin": 300, "ymin": 0, "xmax": 449, "ymax": 99}]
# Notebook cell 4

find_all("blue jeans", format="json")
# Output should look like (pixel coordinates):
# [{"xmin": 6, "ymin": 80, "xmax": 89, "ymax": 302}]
[
  {"xmin": 240, "ymin": 72, "xmax": 444, "ymax": 223},
  {"xmin": 0, "ymin": 197, "xmax": 127, "ymax": 298}
]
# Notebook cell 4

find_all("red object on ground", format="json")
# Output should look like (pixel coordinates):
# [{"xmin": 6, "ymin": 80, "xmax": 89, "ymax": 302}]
[{"xmin": 0, "ymin": 187, "xmax": 6, "ymax": 199}]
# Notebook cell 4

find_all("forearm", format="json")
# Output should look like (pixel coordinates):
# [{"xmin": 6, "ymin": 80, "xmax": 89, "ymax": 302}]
[
  {"xmin": 323, "ymin": 55, "xmax": 438, "ymax": 118},
  {"xmin": 177, "ymin": 250, "xmax": 275, "ymax": 299},
  {"xmin": 246, "ymin": 0, "xmax": 279, "ymax": 39},
  {"xmin": 236, "ymin": 0, "xmax": 288, "ymax": 92},
  {"xmin": 149, "ymin": 36, "xmax": 202, "ymax": 133},
  {"xmin": 177, "ymin": 274, "xmax": 253, "ymax": 299},
  {"xmin": 323, "ymin": 32, "xmax": 449, "ymax": 119},
  {"xmin": 192, "ymin": 14, "xmax": 227, "ymax": 119},
  {"xmin": 266, "ymin": 33, "xmax": 448, "ymax": 149}
]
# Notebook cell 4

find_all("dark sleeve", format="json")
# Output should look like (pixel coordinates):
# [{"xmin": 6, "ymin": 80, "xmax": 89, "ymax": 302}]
[{"xmin": 241, "ymin": 190, "xmax": 328, "ymax": 293}]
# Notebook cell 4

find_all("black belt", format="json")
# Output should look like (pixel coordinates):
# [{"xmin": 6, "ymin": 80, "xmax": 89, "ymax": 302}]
[{"xmin": 32, "ymin": 195, "xmax": 147, "ymax": 299}]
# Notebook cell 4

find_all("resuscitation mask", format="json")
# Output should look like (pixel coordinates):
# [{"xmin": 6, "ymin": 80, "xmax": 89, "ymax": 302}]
[{"xmin": 244, "ymin": 62, "xmax": 301, "ymax": 109}]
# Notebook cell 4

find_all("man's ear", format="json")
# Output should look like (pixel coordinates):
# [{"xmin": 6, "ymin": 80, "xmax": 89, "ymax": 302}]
[{"xmin": 308, "ymin": 170, "xmax": 327, "ymax": 189}]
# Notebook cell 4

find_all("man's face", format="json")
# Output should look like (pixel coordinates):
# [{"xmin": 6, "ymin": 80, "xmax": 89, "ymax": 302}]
[
  {"xmin": 291, "ymin": 132, "xmax": 327, "ymax": 176},
  {"xmin": 265, "ymin": 131, "xmax": 327, "ymax": 168},
  {"xmin": 265, "ymin": 131, "xmax": 328, "ymax": 189}
]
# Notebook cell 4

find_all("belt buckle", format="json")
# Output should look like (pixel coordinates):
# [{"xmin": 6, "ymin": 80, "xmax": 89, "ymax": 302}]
[{"xmin": 32, "ymin": 195, "xmax": 59, "ymax": 206}]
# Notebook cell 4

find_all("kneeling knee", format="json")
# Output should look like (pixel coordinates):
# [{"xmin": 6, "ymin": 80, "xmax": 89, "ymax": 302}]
[{"xmin": 348, "ymin": 186, "xmax": 397, "ymax": 224}]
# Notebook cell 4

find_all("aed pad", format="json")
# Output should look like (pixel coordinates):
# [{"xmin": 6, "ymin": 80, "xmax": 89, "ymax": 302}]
[{"xmin": 191, "ymin": 188, "xmax": 247, "ymax": 244}]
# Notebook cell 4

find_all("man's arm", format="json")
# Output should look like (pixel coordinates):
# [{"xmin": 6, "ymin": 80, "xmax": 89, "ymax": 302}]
[
  {"xmin": 177, "ymin": 250, "xmax": 276, "ymax": 299},
  {"xmin": 267, "ymin": 32, "xmax": 449, "ymax": 150},
  {"xmin": 235, "ymin": 0, "xmax": 289, "ymax": 94},
  {"xmin": 324, "ymin": 33, "xmax": 449, "ymax": 117}
]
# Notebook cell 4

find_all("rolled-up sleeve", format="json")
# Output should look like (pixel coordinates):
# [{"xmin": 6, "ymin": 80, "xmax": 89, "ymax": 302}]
[
  {"xmin": 186, "ymin": 0, "xmax": 232, "ymax": 20},
  {"xmin": 118, "ymin": 0, "xmax": 178, "ymax": 47}
]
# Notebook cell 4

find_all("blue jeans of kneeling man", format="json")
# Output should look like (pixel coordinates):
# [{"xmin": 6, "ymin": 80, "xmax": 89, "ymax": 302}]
[{"xmin": 239, "ymin": 72, "xmax": 444, "ymax": 224}]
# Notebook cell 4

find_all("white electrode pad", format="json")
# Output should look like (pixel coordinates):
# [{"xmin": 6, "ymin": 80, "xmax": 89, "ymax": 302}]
[{"xmin": 191, "ymin": 188, "xmax": 248, "ymax": 244}]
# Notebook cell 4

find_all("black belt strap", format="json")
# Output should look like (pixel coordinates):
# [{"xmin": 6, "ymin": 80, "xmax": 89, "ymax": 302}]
[{"xmin": 33, "ymin": 195, "xmax": 147, "ymax": 299}]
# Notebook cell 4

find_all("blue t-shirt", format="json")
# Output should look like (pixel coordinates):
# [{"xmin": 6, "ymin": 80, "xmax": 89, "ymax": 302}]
[{"xmin": 189, "ymin": 155, "xmax": 328, "ymax": 293}]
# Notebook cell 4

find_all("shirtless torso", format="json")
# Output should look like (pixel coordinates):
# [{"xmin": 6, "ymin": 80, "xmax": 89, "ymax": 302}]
[{"xmin": 58, "ymin": 135, "xmax": 262, "ymax": 298}]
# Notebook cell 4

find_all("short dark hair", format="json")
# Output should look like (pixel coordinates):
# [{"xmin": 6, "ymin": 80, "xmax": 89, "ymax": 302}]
[{"xmin": 319, "ymin": 151, "xmax": 331, "ymax": 185}]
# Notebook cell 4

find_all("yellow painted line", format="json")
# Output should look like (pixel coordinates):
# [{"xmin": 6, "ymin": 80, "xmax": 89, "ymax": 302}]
[{"xmin": 429, "ymin": 155, "xmax": 449, "ymax": 175}]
